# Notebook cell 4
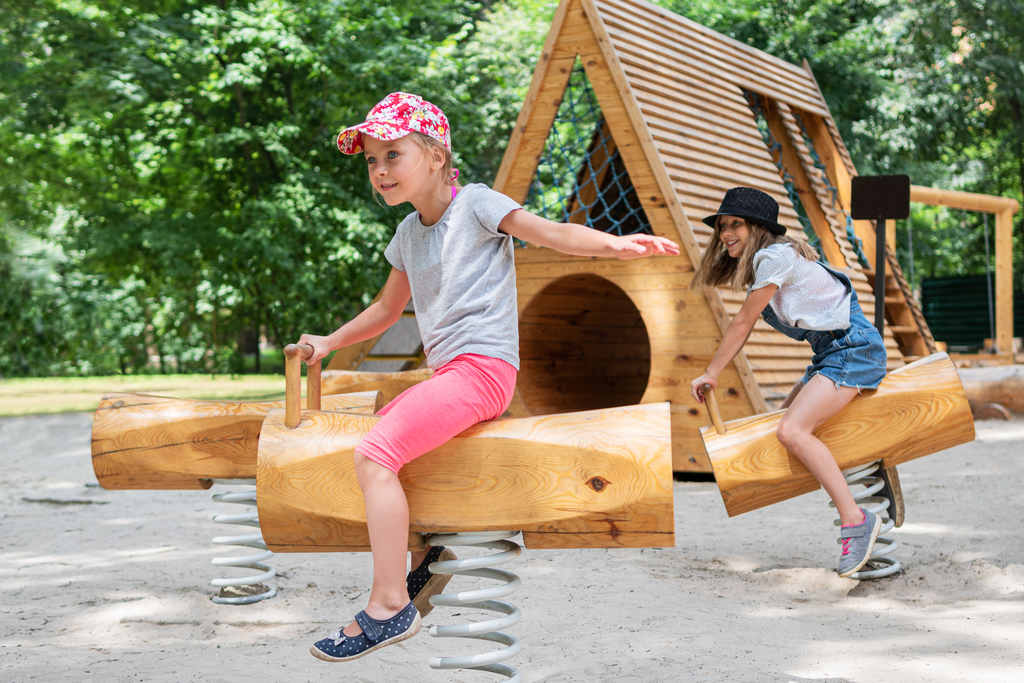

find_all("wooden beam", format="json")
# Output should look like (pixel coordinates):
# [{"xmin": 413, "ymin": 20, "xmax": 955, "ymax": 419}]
[
  {"xmin": 909, "ymin": 186, "xmax": 1018, "ymax": 361},
  {"xmin": 257, "ymin": 403, "xmax": 675, "ymax": 551},
  {"xmin": 910, "ymin": 185, "xmax": 1021, "ymax": 214},
  {"xmin": 700, "ymin": 353, "xmax": 974, "ymax": 516},
  {"xmin": 321, "ymin": 368, "xmax": 433, "ymax": 407},
  {"xmin": 760, "ymin": 99, "xmax": 848, "ymax": 268},
  {"xmin": 91, "ymin": 391, "xmax": 381, "ymax": 489},
  {"xmin": 493, "ymin": 0, "xmax": 577, "ymax": 200}
]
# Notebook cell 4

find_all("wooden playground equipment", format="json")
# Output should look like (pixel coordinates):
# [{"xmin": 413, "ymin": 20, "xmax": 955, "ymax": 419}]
[
  {"xmin": 92, "ymin": 391, "xmax": 380, "ymax": 489},
  {"xmin": 92, "ymin": 344, "xmax": 674, "ymax": 677},
  {"xmin": 330, "ymin": 0, "xmax": 991, "ymax": 476},
  {"xmin": 258, "ymin": 345, "xmax": 674, "ymax": 553},
  {"xmin": 905, "ymin": 185, "xmax": 1020, "ymax": 365},
  {"xmin": 86, "ymin": 0, "xmax": 1000, "ymax": 675},
  {"xmin": 699, "ymin": 352, "xmax": 975, "ymax": 517}
]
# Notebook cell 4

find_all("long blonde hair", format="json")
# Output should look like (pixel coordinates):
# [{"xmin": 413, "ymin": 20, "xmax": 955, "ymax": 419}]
[{"xmin": 691, "ymin": 218, "xmax": 818, "ymax": 290}]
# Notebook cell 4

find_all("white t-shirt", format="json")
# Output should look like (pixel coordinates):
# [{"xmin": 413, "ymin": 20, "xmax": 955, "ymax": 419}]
[
  {"xmin": 750, "ymin": 243, "xmax": 851, "ymax": 330},
  {"xmin": 384, "ymin": 183, "xmax": 522, "ymax": 369}
]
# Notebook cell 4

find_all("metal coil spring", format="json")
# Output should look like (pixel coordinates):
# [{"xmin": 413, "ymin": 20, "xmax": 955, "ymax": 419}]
[
  {"xmin": 831, "ymin": 462, "xmax": 902, "ymax": 580},
  {"xmin": 424, "ymin": 530, "xmax": 523, "ymax": 681},
  {"xmin": 209, "ymin": 479, "xmax": 277, "ymax": 604}
]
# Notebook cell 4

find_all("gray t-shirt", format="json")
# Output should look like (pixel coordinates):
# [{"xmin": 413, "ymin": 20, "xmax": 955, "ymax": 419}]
[{"xmin": 384, "ymin": 183, "xmax": 522, "ymax": 369}]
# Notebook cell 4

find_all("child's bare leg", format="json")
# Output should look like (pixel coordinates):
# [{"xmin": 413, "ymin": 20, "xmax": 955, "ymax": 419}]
[
  {"xmin": 776, "ymin": 374, "xmax": 863, "ymax": 526},
  {"xmin": 342, "ymin": 453, "xmax": 412, "ymax": 637}
]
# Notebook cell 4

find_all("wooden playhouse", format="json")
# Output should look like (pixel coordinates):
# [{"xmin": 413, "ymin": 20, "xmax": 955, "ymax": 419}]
[{"xmin": 332, "ymin": 0, "xmax": 939, "ymax": 473}]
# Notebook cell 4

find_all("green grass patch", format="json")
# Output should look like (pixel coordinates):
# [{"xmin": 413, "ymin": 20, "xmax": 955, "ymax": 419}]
[{"xmin": 0, "ymin": 374, "xmax": 289, "ymax": 416}]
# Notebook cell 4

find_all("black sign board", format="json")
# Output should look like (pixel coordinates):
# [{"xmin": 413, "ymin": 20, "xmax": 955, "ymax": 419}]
[
  {"xmin": 851, "ymin": 174, "xmax": 910, "ymax": 220},
  {"xmin": 850, "ymin": 174, "xmax": 911, "ymax": 336}
]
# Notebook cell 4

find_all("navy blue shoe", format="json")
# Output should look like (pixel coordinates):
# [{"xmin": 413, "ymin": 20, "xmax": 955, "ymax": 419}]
[
  {"xmin": 407, "ymin": 545, "xmax": 456, "ymax": 617},
  {"xmin": 310, "ymin": 602, "xmax": 421, "ymax": 662}
]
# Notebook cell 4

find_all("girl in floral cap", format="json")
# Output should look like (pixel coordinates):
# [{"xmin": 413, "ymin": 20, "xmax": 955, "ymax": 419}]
[{"xmin": 299, "ymin": 92, "xmax": 679, "ymax": 662}]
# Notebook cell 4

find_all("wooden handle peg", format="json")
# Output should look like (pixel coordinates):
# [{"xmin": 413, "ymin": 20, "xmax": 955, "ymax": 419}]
[
  {"xmin": 701, "ymin": 384, "xmax": 725, "ymax": 435},
  {"xmin": 284, "ymin": 342, "xmax": 322, "ymax": 428}
]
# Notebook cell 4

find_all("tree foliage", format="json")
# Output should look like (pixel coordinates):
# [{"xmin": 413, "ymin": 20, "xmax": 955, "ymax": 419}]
[{"xmin": 1, "ymin": 0, "xmax": 1019, "ymax": 376}]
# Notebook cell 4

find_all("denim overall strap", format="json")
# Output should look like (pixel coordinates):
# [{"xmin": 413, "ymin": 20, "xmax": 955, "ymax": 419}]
[{"xmin": 758, "ymin": 260, "xmax": 855, "ymax": 344}]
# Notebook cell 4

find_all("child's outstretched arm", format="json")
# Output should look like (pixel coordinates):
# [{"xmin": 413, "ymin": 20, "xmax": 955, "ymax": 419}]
[
  {"xmin": 298, "ymin": 268, "xmax": 411, "ymax": 364},
  {"xmin": 689, "ymin": 284, "xmax": 777, "ymax": 402},
  {"xmin": 498, "ymin": 209, "xmax": 679, "ymax": 259}
]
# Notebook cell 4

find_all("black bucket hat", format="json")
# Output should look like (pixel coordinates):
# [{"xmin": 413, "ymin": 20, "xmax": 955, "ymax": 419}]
[{"xmin": 702, "ymin": 187, "xmax": 786, "ymax": 236}]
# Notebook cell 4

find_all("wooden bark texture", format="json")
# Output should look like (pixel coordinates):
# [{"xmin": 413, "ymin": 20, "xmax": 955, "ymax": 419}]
[
  {"xmin": 321, "ymin": 369, "xmax": 433, "ymax": 407},
  {"xmin": 700, "ymin": 353, "xmax": 975, "ymax": 516},
  {"xmin": 91, "ymin": 391, "xmax": 380, "ymax": 489},
  {"xmin": 257, "ymin": 403, "xmax": 674, "ymax": 551}
]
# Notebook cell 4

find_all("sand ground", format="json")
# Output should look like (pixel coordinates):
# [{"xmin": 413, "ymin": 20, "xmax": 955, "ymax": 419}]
[{"xmin": 2, "ymin": 412, "xmax": 1022, "ymax": 682}]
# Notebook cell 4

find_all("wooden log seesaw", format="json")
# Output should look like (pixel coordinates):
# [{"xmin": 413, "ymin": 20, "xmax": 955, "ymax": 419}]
[
  {"xmin": 92, "ymin": 385, "xmax": 381, "ymax": 489},
  {"xmin": 89, "ymin": 367, "xmax": 388, "ymax": 604},
  {"xmin": 255, "ymin": 343, "xmax": 674, "ymax": 677},
  {"xmin": 698, "ymin": 352, "xmax": 975, "ymax": 579}
]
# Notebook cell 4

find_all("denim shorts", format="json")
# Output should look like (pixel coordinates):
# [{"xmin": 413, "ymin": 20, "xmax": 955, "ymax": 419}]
[{"xmin": 803, "ymin": 324, "xmax": 887, "ymax": 391}]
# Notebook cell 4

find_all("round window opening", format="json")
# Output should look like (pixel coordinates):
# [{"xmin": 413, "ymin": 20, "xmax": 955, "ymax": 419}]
[{"xmin": 518, "ymin": 274, "xmax": 651, "ymax": 415}]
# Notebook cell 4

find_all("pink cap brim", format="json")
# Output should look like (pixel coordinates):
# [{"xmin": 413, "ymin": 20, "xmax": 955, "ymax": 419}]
[{"xmin": 336, "ymin": 120, "xmax": 410, "ymax": 155}]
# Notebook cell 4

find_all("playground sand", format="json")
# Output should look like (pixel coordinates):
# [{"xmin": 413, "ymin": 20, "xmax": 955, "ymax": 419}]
[{"xmin": 2, "ymin": 412, "xmax": 1022, "ymax": 682}]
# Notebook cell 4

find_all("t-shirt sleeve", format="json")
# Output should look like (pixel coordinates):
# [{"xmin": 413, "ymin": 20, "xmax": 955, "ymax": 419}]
[
  {"xmin": 384, "ymin": 229, "xmax": 405, "ymax": 272},
  {"xmin": 470, "ymin": 186, "xmax": 523, "ymax": 236},
  {"xmin": 751, "ymin": 244, "xmax": 796, "ymax": 291}
]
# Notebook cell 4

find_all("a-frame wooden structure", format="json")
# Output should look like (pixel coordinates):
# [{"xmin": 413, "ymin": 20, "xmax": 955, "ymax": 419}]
[{"xmin": 495, "ymin": 0, "xmax": 936, "ymax": 471}]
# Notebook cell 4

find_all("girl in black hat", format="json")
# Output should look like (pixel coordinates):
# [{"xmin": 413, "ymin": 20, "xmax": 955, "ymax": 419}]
[{"xmin": 689, "ymin": 187, "xmax": 887, "ymax": 577}]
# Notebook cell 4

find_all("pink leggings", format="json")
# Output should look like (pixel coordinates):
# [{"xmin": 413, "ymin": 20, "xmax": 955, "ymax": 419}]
[{"xmin": 355, "ymin": 353, "xmax": 518, "ymax": 472}]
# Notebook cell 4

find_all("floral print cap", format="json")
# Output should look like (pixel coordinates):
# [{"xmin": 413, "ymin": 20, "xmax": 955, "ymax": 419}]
[{"xmin": 337, "ymin": 92, "xmax": 451, "ymax": 155}]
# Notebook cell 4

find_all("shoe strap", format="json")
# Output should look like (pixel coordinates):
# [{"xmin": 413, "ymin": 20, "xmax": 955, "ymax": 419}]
[
  {"xmin": 423, "ymin": 545, "xmax": 443, "ymax": 567},
  {"xmin": 354, "ymin": 610, "xmax": 383, "ymax": 642}
]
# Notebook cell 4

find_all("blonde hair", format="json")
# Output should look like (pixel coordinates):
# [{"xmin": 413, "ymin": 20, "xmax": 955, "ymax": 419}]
[
  {"xmin": 369, "ymin": 132, "xmax": 459, "ymax": 206},
  {"xmin": 691, "ymin": 218, "xmax": 818, "ymax": 290}
]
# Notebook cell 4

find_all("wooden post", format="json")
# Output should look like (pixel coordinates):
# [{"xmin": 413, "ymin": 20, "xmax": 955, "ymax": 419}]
[
  {"xmin": 995, "ymin": 208, "xmax": 1014, "ymax": 358},
  {"xmin": 283, "ymin": 342, "xmax": 317, "ymax": 428}
]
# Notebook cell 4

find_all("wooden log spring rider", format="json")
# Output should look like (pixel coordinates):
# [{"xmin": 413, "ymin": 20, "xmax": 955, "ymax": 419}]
[
  {"xmin": 90, "ymin": 379, "xmax": 380, "ymax": 604},
  {"xmin": 700, "ymin": 352, "xmax": 975, "ymax": 579},
  {"xmin": 257, "ymin": 343, "xmax": 674, "ymax": 678},
  {"xmin": 92, "ymin": 390, "xmax": 381, "ymax": 490}
]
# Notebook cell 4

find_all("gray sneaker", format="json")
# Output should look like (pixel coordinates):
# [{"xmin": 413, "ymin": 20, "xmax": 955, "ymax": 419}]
[{"xmin": 837, "ymin": 507, "xmax": 882, "ymax": 577}]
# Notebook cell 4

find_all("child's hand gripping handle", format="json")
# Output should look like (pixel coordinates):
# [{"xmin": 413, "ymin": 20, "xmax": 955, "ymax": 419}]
[
  {"xmin": 701, "ymin": 384, "xmax": 726, "ymax": 435},
  {"xmin": 283, "ymin": 343, "xmax": 322, "ymax": 428}
]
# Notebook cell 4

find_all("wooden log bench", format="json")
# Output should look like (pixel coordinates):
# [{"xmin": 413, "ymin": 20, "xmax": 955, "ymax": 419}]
[
  {"xmin": 257, "ymin": 345, "xmax": 676, "ymax": 551},
  {"xmin": 699, "ymin": 352, "xmax": 975, "ymax": 517}
]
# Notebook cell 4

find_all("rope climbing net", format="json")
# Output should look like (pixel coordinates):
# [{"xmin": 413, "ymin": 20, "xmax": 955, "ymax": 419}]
[
  {"xmin": 742, "ymin": 90, "xmax": 823, "ymax": 258},
  {"xmin": 792, "ymin": 110, "xmax": 871, "ymax": 269},
  {"xmin": 525, "ymin": 60, "xmax": 652, "ymax": 237}
]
